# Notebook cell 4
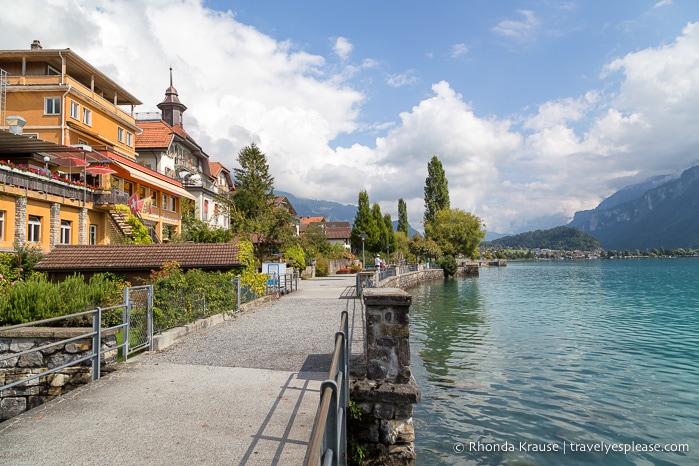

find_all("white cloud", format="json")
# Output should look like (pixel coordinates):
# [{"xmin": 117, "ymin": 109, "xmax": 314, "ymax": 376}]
[
  {"xmin": 491, "ymin": 10, "xmax": 541, "ymax": 41},
  {"xmin": 386, "ymin": 70, "xmax": 419, "ymax": 88},
  {"xmin": 333, "ymin": 36, "xmax": 353, "ymax": 60},
  {"xmin": 653, "ymin": 0, "xmax": 673, "ymax": 8},
  {"xmin": 451, "ymin": 43, "xmax": 469, "ymax": 58},
  {"xmin": 2, "ymin": 2, "xmax": 699, "ymax": 236}
]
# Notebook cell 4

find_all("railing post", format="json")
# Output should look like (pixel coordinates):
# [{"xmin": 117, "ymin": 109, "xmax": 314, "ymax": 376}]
[
  {"xmin": 123, "ymin": 287, "xmax": 131, "ymax": 362},
  {"xmin": 92, "ymin": 307, "xmax": 102, "ymax": 381},
  {"xmin": 236, "ymin": 276, "xmax": 242, "ymax": 310},
  {"xmin": 321, "ymin": 379, "xmax": 339, "ymax": 465},
  {"xmin": 147, "ymin": 284, "xmax": 154, "ymax": 351}
]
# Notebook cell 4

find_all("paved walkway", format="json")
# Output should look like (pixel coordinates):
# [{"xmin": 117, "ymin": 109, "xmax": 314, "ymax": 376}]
[{"xmin": 0, "ymin": 275, "xmax": 364, "ymax": 466}]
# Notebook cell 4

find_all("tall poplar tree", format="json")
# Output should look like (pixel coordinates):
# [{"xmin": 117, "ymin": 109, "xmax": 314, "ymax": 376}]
[
  {"xmin": 350, "ymin": 191, "xmax": 378, "ymax": 255},
  {"xmin": 370, "ymin": 202, "xmax": 387, "ymax": 253},
  {"xmin": 383, "ymin": 213, "xmax": 397, "ymax": 259},
  {"xmin": 424, "ymin": 155, "xmax": 450, "ymax": 227},
  {"xmin": 397, "ymin": 198, "xmax": 409, "ymax": 236}
]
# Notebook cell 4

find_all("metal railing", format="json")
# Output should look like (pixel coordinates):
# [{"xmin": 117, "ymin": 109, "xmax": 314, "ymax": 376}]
[
  {"xmin": 305, "ymin": 310, "xmax": 349, "ymax": 466},
  {"xmin": 0, "ymin": 285, "xmax": 153, "ymax": 394},
  {"xmin": 265, "ymin": 272, "xmax": 299, "ymax": 295}
]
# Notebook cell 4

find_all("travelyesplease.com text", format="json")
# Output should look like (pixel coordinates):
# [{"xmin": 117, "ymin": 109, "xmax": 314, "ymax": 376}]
[{"xmin": 454, "ymin": 440, "xmax": 690, "ymax": 455}]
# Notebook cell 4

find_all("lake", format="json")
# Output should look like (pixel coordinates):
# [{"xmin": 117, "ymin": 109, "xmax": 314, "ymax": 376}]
[{"xmin": 409, "ymin": 259, "xmax": 699, "ymax": 465}]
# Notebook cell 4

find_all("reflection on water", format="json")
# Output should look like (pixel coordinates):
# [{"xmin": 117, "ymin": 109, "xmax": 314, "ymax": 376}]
[{"xmin": 409, "ymin": 260, "xmax": 699, "ymax": 465}]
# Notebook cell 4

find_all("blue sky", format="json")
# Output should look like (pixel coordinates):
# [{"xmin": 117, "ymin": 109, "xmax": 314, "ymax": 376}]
[{"xmin": 2, "ymin": 1, "xmax": 698, "ymax": 234}]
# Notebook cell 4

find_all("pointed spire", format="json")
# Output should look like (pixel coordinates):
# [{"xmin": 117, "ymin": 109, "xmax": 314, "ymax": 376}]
[{"xmin": 158, "ymin": 67, "xmax": 187, "ymax": 128}]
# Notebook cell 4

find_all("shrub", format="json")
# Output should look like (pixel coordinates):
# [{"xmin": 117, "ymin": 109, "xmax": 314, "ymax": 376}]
[{"xmin": 315, "ymin": 258, "xmax": 329, "ymax": 277}]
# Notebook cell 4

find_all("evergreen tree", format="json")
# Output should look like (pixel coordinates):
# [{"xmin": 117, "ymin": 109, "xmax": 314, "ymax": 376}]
[
  {"xmin": 350, "ymin": 191, "xmax": 378, "ymax": 255},
  {"xmin": 397, "ymin": 198, "xmax": 409, "ymax": 236},
  {"xmin": 424, "ymin": 155, "xmax": 450, "ymax": 227},
  {"xmin": 370, "ymin": 203, "xmax": 386, "ymax": 253},
  {"xmin": 232, "ymin": 142, "xmax": 275, "ymax": 226},
  {"xmin": 383, "ymin": 213, "xmax": 397, "ymax": 260}
]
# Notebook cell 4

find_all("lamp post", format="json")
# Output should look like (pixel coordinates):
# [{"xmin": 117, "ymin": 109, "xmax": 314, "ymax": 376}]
[
  {"xmin": 43, "ymin": 155, "xmax": 50, "ymax": 175},
  {"xmin": 360, "ymin": 232, "xmax": 367, "ymax": 268}
]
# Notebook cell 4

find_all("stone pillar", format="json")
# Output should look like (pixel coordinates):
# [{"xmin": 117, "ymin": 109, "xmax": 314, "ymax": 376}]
[
  {"xmin": 49, "ymin": 202, "xmax": 61, "ymax": 249},
  {"xmin": 78, "ymin": 207, "xmax": 88, "ymax": 245},
  {"xmin": 350, "ymin": 288, "xmax": 421, "ymax": 465},
  {"xmin": 14, "ymin": 196, "xmax": 26, "ymax": 246}
]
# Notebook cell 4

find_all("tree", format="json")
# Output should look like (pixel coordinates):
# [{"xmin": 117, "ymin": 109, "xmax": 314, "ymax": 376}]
[
  {"xmin": 397, "ymin": 198, "xmax": 409, "ymax": 236},
  {"xmin": 409, "ymin": 234, "xmax": 442, "ymax": 263},
  {"xmin": 424, "ymin": 208, "xmax": 485, "ymax": 259},
  {"xmin": 394, "ymin": 231, "xmax": 410, "ymax": 264},
  {"xmin": 350, "ymin": 191, "xmax": 379, "ymax": 255},
  {"xmin": 179, "ymin": 198, "xmax": 233, "ymax": 243},
  {"xmin": 383, "ymin": 213, "xmax": 397, "ymax": 261},
  {"xmin": 232, "ymin": 142, "xmax": 275, "ymax": 228},
  {"xmin": 424, "ymin": 156, "xmax": 450, "ymax": 226},
  {"xmin": 370, "ymin": 203, "xmax": 387, "ymax": 253}
]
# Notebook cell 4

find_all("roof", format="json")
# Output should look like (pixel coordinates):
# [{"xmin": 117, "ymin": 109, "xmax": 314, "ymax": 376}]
[
  {"xmin": 300, "ymin": 216, "xmax": 325, "ymax": 224},
  {"xmin": 0, "ymin": 47, "xmax": 141, "ymax": 105},
  {"xmin": 134, "ymin": 120, "xmax": 174, "ymax": 148},
  {"xmin": 324, "ymin": 222, "xmax": 351, "ymax": 240},
  {"xmin": 35, "ymin": 243, "xmax": 243, "ymax": 272}
]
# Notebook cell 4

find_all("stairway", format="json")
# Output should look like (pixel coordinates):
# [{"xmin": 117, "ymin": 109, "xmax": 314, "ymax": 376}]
[{"xmin": 108, "ymin": 208, "xmax": 135, "ymax": 243}]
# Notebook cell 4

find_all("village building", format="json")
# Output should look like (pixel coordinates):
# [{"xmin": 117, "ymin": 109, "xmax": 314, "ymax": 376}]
[
  {"xmin": 135, "ymin": 71, "xmax": 235, "ymax": 233},
  {"xmin": 0, "ymin": 41, "xmax": 195, "ymax": 250}
]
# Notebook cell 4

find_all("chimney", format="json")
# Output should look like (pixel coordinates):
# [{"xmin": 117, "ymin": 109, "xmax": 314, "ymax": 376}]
[
  {"xmin": 6, "ymin": 116, "xmax": 27, "ymax": 135},
  {"xmin": 30, "ymin": 40, "xmax": 42, "ymax": 50}
]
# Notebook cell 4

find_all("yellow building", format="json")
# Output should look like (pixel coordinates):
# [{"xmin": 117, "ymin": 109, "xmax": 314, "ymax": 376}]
[{"xmin": 0, "ymin": 41, "xmax": 193, "ymax": 251}]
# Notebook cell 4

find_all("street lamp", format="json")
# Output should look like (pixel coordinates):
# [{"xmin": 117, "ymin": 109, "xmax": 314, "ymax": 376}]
[
  {"xmin": 360, "ymin": 232, "xmax": 367, "ymax": 268},
  {"xmin": 43, "ymin": 155, "xmax": 50, "ymax": 175}
]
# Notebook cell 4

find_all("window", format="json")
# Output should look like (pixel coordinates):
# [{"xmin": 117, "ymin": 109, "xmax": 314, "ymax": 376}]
[
  {"xmin": 70, "ymin": 101, "xmax": 80, "ymax": 120},
  {"xmin": 28, "ymin": 216, "xmax": 41, "ymax": 243},
  {"xmin": 0, "ymin": 211, "xmax": 4, "ymax": 241},
  {"xmin": 126, "ymin": 132, "xmax": 133, "ymax": 147},
  {"xmin": 44, "ymin": 97, "xmax": 60, "ymax": 115},
  {"xmin": 60, "ymin": 220, "xmax": 71, "ymax": 244},
  {"xmin": 47, "ymin": 65, "xmax": 60, "ymax": 75},
  {"xmin": 169, "ymin": 196, "xmax": 176, "ymax": 212},
  {"xmin": 89, "ymin": 224, "xmax": 97, "ymax": 245},
  {"xmin": 82, "ymin": 107, "xmax": 92, "ymax": 126},
  {"xmin": 162, "ymin": 194, "xmax": 168, "ymax": 210},
  {"xmin": 117, "ymin": 127, "xmax": 124, "ymax": 143},
  {"xmin": 151, "ymin": 190, "xmax": 159, "ymax": 208}
]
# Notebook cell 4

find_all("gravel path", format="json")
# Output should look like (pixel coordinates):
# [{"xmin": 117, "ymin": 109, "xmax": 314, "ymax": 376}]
[{"xmin": 138, "ymin": 275, "xmax": 363, "ymax": 373}]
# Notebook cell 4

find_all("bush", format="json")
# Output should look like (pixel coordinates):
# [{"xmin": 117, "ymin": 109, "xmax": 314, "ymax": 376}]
[
  {"xmin": 439, "ymin": 255, "xmax": 458, "ymax": 278},
  {"xmin": 150, "ymin": 262, "xmax": 241, "ymax": 332},
  {"xmin": 0, "ymin": 273, "xmax": 125, "ymax": 326},
  {"xmin": 315, "ymin": 258, "xmax": 329, "ymax": 277}
]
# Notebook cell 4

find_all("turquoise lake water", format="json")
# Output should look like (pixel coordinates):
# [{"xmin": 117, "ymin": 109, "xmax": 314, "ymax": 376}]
[{"xmin": 409, "ymin": 259, "xmax": 699, "ymax": 465}]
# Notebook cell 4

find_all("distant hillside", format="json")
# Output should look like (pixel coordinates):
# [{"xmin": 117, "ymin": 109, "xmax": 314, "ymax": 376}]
[
  {"xmin": 278, "ymin": 190, "xmax": 419, "ymax": 236},
  {"xmin": 486, "ymin": 226, "xmax": 602, "ymax": 251},
  {"xmin": 568, "ymin": 165, "xmax": 699, "ymax": 250},
  {"xmin": 277, "ymin": 191, "xmax": 358, "ymax": 222}
]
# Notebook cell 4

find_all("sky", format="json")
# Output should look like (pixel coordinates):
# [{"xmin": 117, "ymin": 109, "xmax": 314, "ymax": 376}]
[{"xmin": 1, "ymin": 0, "xmax": 698, "ymax": 234}]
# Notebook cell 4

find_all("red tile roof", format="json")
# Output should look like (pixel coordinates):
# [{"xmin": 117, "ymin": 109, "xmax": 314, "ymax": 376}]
[
  {"xmin": 35, "ymin": 243, "xmax": 243, "ymax": 272},
  {"xmin": 135, "ymin": 120, "xmax": 174, "ymax": 148},
  {"xmin": 300, "ymin": 216, "xmax": 325, "ymax": 224}
]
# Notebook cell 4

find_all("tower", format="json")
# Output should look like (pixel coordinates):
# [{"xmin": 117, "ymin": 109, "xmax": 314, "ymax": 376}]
[{"xmin": 157, "ymin": 67, "xmax": 187, "ymax": 128}]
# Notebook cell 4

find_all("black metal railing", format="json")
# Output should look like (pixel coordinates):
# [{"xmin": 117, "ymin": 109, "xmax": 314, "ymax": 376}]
[{"xmin": 305, "ymin": 310, "xmax": 349, "ymax": 465}]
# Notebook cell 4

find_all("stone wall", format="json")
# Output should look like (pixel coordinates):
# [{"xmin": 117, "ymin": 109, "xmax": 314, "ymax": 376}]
[
  {"xmin": 0, "ymin": 327, "xmax": 118, "ymax": 421},
  {"xmin": 350, "ymin": 288, "xmax": 421, "ymax": 465}
]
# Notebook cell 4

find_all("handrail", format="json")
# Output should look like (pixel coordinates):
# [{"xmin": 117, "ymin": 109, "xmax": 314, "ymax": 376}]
[
  {"xmin": 0, "ymin": 306, "xmax": 123, "ymax": 393},
  {"xmin": 305, "ymin": 310, "xmax": 349, "ymax": 466},
  {"xmin": 0, "ymin": 287, "xmax": 153, "ymax": 396}
]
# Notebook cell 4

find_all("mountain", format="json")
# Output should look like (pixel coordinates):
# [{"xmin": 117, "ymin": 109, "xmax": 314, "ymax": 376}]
[
  {"xmin": 277, "ymin": 191, "xmax": 358, "ymax": 222},
  {"xmin": 568, "ymin": 165, "xmax": 699, "ymax": 250},
  {"xmin": 486, "ymin": 226, "xmax": 601, "ymax": 251},
  {"xmin": 278, "ymin": 190, "xmax": 420, "ymax": 236}
]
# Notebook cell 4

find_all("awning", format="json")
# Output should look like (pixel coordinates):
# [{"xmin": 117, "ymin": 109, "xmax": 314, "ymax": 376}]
[{"xmin": 113, "ymin": 161, "xmax": 196, "ymax": 200}]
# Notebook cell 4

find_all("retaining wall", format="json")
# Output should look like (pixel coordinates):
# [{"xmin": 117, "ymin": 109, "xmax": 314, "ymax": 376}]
[{"xmin": 0, "ymin": 328, "xmax": 118, "ymax": 421}]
